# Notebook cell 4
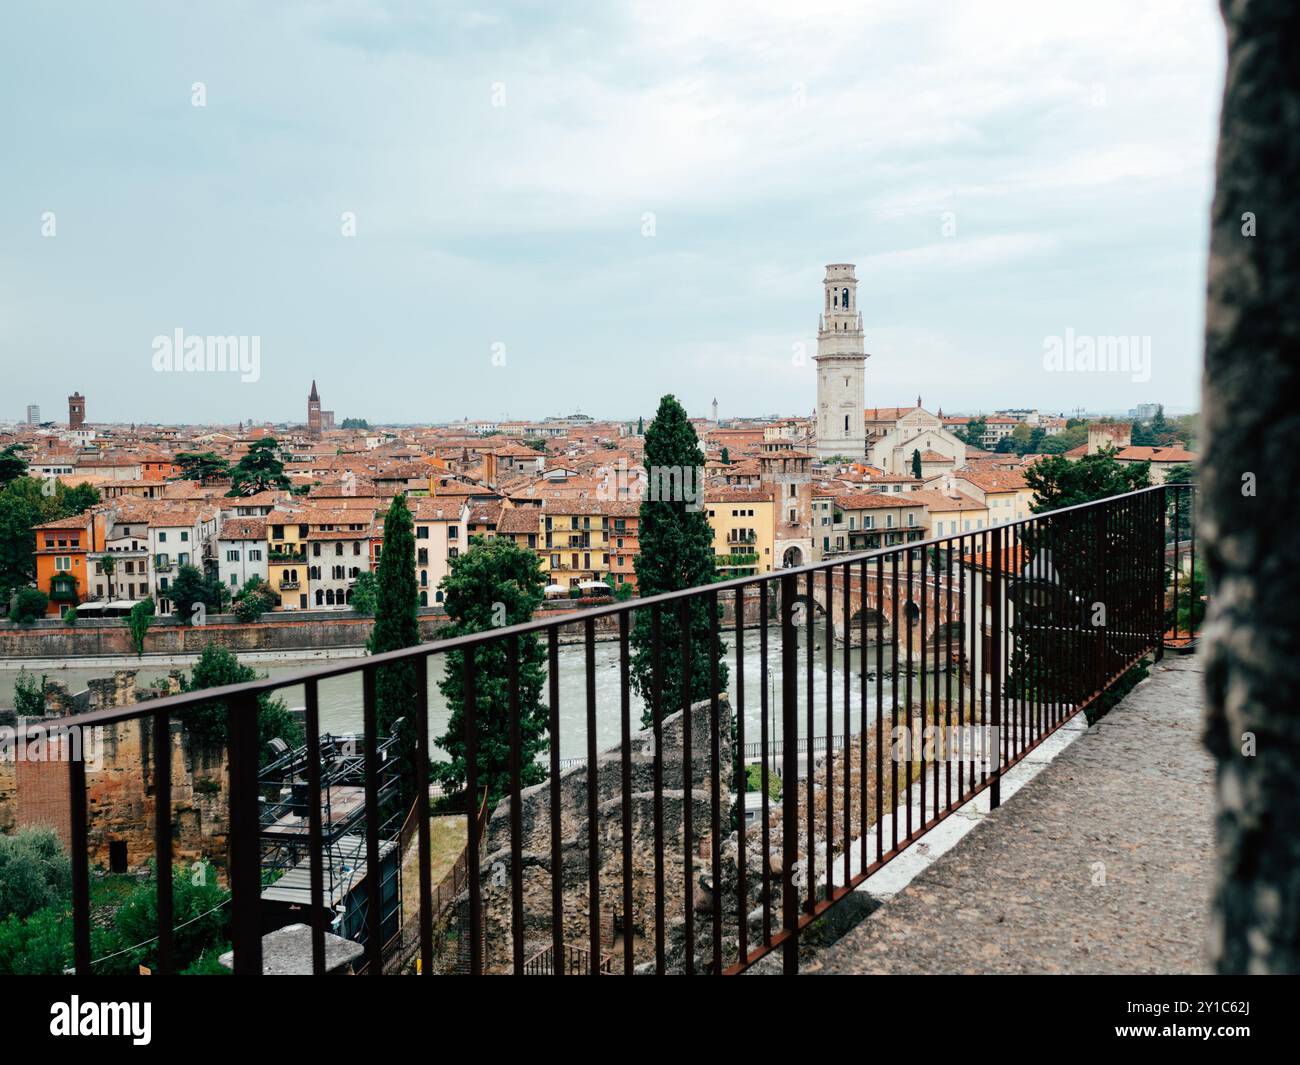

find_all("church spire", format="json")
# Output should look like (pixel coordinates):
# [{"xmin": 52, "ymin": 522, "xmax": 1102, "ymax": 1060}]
[{"xmin": 309, "ymin": 379, "xmax": 319, "ymax": 401}]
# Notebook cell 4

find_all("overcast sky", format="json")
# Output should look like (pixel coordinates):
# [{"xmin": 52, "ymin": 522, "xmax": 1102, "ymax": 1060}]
[{"xmin": 0, "ymin": 1, "xmax": 1225, "ymax": 426}]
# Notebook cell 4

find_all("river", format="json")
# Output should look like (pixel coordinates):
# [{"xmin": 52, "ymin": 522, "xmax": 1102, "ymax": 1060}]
[{"xmin": 1, "ymin": 626, "xmax": 949, "ymax": 762}]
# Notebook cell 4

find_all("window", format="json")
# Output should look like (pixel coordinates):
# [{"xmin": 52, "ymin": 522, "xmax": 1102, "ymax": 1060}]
[
  {"xmin": 227, "ymin": 550, "xmax": 239, "ymax": 561},
  {"xmin": 417, "ymin": 526, "xmax": 428, "ymax": 538},
  {"xmin": 180, "ymin": 531, "xmax": 189, "ymax": 541},
  {"xmin": 158, "ymin": 532, "xmax": 167, "ymax": 542},
  {"xmin": 449, "ymin": 525, "xmax": 459, "ymax": 539}
]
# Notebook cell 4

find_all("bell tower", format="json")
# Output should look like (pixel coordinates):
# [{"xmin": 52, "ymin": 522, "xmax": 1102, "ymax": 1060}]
[{"xmin": 813, "ymin": 264, "xmax": 868, "ymax": 459}]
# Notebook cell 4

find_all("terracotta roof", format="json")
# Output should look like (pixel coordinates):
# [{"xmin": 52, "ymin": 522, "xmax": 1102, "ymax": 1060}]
[{"xmin": 219, "ymin": 518, "xmax": 267, "ymax": 541}]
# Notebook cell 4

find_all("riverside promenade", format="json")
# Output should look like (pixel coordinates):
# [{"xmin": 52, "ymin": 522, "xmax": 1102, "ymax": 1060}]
[{"xmin": 806, "ymin": 655, "xmax": 1214, "ymax": 974}]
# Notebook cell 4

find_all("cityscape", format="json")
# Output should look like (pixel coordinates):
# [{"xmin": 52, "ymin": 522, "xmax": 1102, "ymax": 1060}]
[{"xmin": 0, "ymin": 0, "xmax": 1294, "ymax": 1038}]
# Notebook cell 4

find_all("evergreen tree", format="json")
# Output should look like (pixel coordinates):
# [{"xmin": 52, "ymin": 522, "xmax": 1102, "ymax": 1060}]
[
  {"xmin": 367, "ymin": 494, "xmax": 421, "ymax": 800},
  {"xmin": 227, "ymin": 439, "xmax": 290, "ymax": 496},
  {"xmin": 432, "ymin": 536, "xmax": 548, "ymax": 804},
  {"xmin": 911, "ymin": 448, "xmax": 922, "ymax": 478},
  {"xmin": 0, "ymin": 445, "xmax": 29, "ymax": 488},
  {"xmin": 169, "ymin": 564, "xmax": 227, "ymax": 623},
  {"xmin": 177, "ymin": 644, "xmax": 302, "ymax": 762},
  {"xmin": 174, "ymin": 452, "xmax": 230, "ymax": 485},
  {"xmin": 630, "ymin": 394, "xmax": 727, "ymax": 726}
]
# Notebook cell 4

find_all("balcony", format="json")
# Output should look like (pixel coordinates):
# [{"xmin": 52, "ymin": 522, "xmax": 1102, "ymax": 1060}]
[
  {"xmin": 38, "ymin": 485, "xmax": 1199, "ymax": 976},
  {"xmin": 278, "ymin": 579, "xmax": 300, "ymax": 591}
]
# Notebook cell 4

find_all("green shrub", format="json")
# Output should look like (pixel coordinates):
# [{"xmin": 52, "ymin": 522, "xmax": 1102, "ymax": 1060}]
[{"xmin": 11, "ymin": 587, "xmax": 48, "ymax": 624}]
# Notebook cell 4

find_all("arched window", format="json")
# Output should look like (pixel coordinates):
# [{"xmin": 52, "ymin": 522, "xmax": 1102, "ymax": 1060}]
[
  {"xmin": 833, "ymin": 290, "xmax": 838, "ymax": 308},
  {"xmin": 315, "ymin": 589, "xmax": 324, "ymax": 606},
  {"xmin": 842, "ymin": 287, "xmax": 849, "ymax": 309},
  {"xmin": 844, "ymin": 414, "xmax": 850, "ymax": 432},
  {"xmin": 419, "ymin": 591, "xmax": 428, "ymax": 606}
]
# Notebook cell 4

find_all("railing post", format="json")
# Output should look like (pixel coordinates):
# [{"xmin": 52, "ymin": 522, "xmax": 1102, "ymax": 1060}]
[
  {"xmin": 227, "ymin": 691, "xmax": 263, "ymax": 975},
  {"xmin": 1155, "ymin": 485, "xmax": 1167, "ymax": 661},
  {"xmin": 989, "ymin": 526, "xmax": 1002, "ymax": 810},
  {"xmin": 779, "ymin": 572, "xmax": 799, "ymax": 974}
]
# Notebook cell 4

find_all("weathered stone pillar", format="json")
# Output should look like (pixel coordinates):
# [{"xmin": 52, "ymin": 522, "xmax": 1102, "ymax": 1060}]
[{"xmin": 1202, "ymin": 0, "xmax": 1300, "ymax": 974}]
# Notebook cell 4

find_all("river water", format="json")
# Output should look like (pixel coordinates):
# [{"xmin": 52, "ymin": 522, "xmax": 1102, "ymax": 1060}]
[{"xmin": 1, "ymin": 626, "xmax": 949, "ymax": 762}]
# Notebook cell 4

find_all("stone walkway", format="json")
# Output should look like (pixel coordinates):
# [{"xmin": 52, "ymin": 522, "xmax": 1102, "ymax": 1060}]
[{"xmin": 805, "ymin": 655, "xmax": 1214, "ymax": 974}]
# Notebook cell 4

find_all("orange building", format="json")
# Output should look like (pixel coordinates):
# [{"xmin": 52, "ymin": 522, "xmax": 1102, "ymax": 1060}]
[{"xmin": 33, "ymin": 512, "xmax": 103, "ymax": 616}]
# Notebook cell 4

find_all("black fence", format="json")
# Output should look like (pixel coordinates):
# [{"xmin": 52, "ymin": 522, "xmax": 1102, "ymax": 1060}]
[{"xmin": 35, "ymin": 484, "xmax": 1198, "ymax": 976}]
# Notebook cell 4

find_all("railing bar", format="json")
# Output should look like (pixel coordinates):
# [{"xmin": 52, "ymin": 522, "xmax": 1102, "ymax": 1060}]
[
  {"xmin": 154, "ymin": 707, "xmax": 174, "ymax": 975},
  {"xmin": 780, "ymin": 572, "xmax": 799, "ymax": 975},
  {"xmin": 585, "ymin": 618, "xmax": 600, "ymax": 975},
  {"xmin": 990, "ymin": 525, "xmax": 1003, "ymax": 809},
  {"xmin": 804, "ymin": 570, "xmax": 815, "ymax": 912},
  {"xmin": 508, "ymin": 635, "xmax": 525, "ymax": 975},
  {"xmin": 620, "ymin": 610, "xmax": 634, "ymax": 977},
  {"xmin": 843, "ymin": 562, "xmax": 851, "ymax": 887},
  {"xmin": 227, "ymin": 691, "xmax": 263, "ymax": 975},
  {"xmin": 69, "ymin": 741, "xmax": 92, "ymax": 975},
  {"xmin": 709, "ymin": 591, "xmax": 722, "ymax": 974},
  {"xmin": 905, "ymin": 544, "xmax": 914, "ymax": 839},
  {"xmin": 919, "ymin": 541, "xmax": 928, "ymax": 827},
  {"xmin": 361, "ymin": 666, "xmax": 382, "ymax": 975},
  {"xmin": 651, "ymin": 605, "xmax": 665, "ymax": 974},
  {"xmin": 734, "ymin": 587, "xmax": 748, "ymax": 965},
  {"xmin": 679, "ymin": 598, "xmax": 694, "ymax": 974},
  {"xmin": 825, "ymin": 567, "xmax": 834, "ymax": 898},
  {"xmin": 875, "ymin": 553, "xmax": 884, "ymax": 865},
  {"xmin": 463, "ymin": 648, "xmax": 482, "ymax": 976},
  {"xmin": 858, "ymin": 557, "xmax": 868, "ymax": 873},
  {"xmin": 891, "ymin": 550, "xmax": 899, "ymax": 851},
  {"xmin": 304, "ymin": 677, "xmax": 327, "ymax": 976},
  {"xmin": 759, "ymin": 582, "xmax": 772, "ymax": 948},
  {"xmin": 547, "ymin": 627, "xmax": 563, "ymax": 975},
  {"xmin": 414, "ymin": 659, "xmax": 432, "ymax": 975}
]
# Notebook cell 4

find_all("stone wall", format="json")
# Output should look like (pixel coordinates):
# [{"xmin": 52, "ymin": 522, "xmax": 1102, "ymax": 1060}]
[
  {"xmin": 464, "ymin": 694, "xmax": 776, "ymax": 974},
  {"xmin": 0, "ymin": 670, "xmax": 230, "ymax": 871}
]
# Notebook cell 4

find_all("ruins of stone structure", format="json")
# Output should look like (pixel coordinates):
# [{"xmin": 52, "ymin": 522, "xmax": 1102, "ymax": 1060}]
[
  {"xmin": 466, "ymin": 695, "xmax": 781, "ymax": 974},
  {"xmin": 0, "ymin": 670, "xmax": 229, "ymax": 871}
]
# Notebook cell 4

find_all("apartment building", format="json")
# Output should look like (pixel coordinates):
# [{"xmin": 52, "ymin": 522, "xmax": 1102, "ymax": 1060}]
[
  {"xmin": 705, "ymin": 486, "xmax": 775, "ymax": 576},
  {"xmin": 218, "ymin": 518, "xmax": 269, "ymax": 592}
]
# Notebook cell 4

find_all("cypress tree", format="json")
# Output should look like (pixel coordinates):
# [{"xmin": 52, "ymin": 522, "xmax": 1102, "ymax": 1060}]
[
  {"xmin": 368, "ymin": 494, "xmax": 421, "ymax": 800},
  {"xmin": 630, "ymin": 394, "xmax": 727, "ymax": 726}
]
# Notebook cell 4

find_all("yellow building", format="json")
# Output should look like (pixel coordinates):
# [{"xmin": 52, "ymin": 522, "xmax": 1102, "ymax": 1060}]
[
  {"xmin": 536, "ymin": 499, "xmax": 640, "ymax": 589},
  {"xmin": 266, "ymin": 512, "xmax": 309, "ymax": 609},
  {"xmin": 704, "ymin": 486, "xmax": 775, "ymax": 576}
]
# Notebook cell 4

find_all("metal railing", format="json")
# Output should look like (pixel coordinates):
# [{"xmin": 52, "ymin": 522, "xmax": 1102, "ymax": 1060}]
[{"xmin": 35, "ymin": 484, "xmax": 1196, "ymax": 976}]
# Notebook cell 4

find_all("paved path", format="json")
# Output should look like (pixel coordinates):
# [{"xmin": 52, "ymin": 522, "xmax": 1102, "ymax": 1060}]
[{"xmin": 805, "ymin": 655, "xmax": 1214, "ymax": 974}]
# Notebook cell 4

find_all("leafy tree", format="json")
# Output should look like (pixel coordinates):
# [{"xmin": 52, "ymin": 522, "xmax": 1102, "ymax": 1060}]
[
  {"xmin": 0, "ymin": 905, "xmax": 73, "ymax": 975},
  {"xmin": 0, "ymin": 828, "xmax": 71, "ymax": 921},
  {"xmin": 349, "ymin": 570, "xmax": 378, "ymax": 615},
  {"xmin": 433, "ymin": 536, "xmax": 548, "ymax": 804},
  {"xmin": 62, "ymin": 607, "xmax": 78, "ymax": 625},
  {"xmin": 99, "ymin": 553, "xmax": 116, "ymax": 600},
  {"xmin": 0, "ymin": 444, "xmax": 29, "ymax": 487},
  {"xmin": 0, "ymin": 477, "xmax": 98, "ymax": 603},
  {"xmin": 368, "ymin": 494, "xmax": 421, "ymax": 800},
  {"xmin": 95, "ymin": 860, "xmax": 229, "ymax": 975},
  {"xmin": 13, "ymin": 669, "xmax": 47, "ymax": 716},
  {"xmin": 957, "ymin": 416, "xmax": 987, "ymax": 448},
  {"xmin": 128, "ymin": 599, "xmax": 154, "ymax": 656},
  {"xmin": 11, "ymin": 587, "xmax": 48, "ymax": 624},
  {"xmin": 169, "ymin": 564, "xmax": 211, "ymax": 623},
  {"xmin": 1025, "ymin": 449, "xmax": 1151, "ymax": 512},
  {"xmin": 911, "ymin": 448, "xmax": 922, "ymax": 478},
  {"xmin": 227, "ymin": 438, "xmax": 290, "ymax": 496},
  {"xmin": 522, "ymin": 438, "xmax": 549, "ymax": 453},
  {"xmin": 174, "ymin": 452, "xmax": 230, "ymax": 485},
  {"xmin": 232, "ymin": 576, "xmax": 276, "ymax": 622},
  {"xmin": 340, "ymin": 417, "xmax": 370, "ymax": 430},
  {"xmin": 176, "ymin": 645, "xmax": 302, "ymax": 761},
  {"xmin": 630, "ymin": 394, "xmax": 728, "ymax": 726},
  {"xmin": 720, "ymin": 446, "xmax": 731, "ymax": 465}
]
